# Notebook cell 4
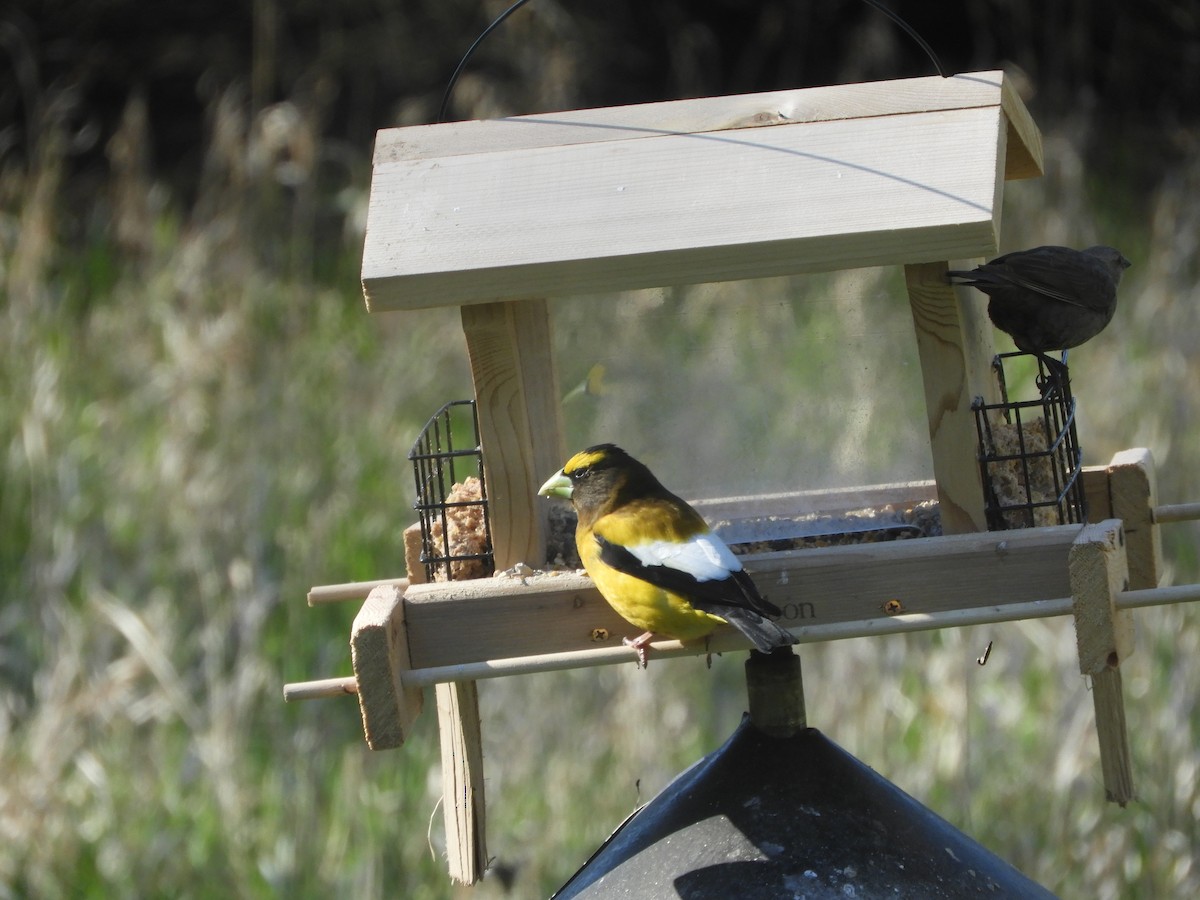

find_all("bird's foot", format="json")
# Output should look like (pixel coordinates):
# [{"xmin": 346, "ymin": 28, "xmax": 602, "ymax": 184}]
[
  {"xmin": 623, "ymin": 631, "xmax": 655, "ymax": 668},
  {"xmin": 1035, "ymin": 353, "xmax": 1070, "ymax": 401}
]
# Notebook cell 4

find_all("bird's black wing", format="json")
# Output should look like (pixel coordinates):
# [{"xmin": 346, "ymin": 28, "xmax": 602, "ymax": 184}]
[
  {"xmin": 596, "ymin": 536, "xmax": 797, "ymax": 651},
  {"xmin": 595, "ymin": 535, "xmax": 781, "ymax": 618},
  {"xmin": 957, "ymin": 248, "xmax": 1114, "ymax": 311}
]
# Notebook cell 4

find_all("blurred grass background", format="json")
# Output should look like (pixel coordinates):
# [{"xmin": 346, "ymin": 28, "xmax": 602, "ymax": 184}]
[{"xmin": 2, "ymin": 2, "xmax": 1199, "ymax": 897}]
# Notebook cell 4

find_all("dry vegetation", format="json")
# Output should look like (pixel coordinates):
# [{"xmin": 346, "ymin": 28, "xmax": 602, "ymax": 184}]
[{"xmin": 2, "ymin": 4, "xmax": 1200, "ymax": 899}]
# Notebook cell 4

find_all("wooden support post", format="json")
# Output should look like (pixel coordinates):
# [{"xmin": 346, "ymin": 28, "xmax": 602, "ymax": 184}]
[
  {"xmin": 403, "ymin": 521, "xmax": 425, "ymax": 583},
  {"xmin": 406, "ymin": 509, "xmax": 490, "ymax": 883},
  {"xmin": 905, "ymin": 260, "xmax": 998, "ymax": 534},
  {"xmin": 1107, "ymin": 448, "xmax": 1162, "ymax": 590},
  {"xmin": 461, "ymin": 299, "xmax": 566, "ymax": 571},
  {"xmin": 1069, "ymin": 519, "xmax": 1135, "ymax": 805},
  {"xmin": 1082, "ymin": 466, "xmax": 1114, "ymax": 520},
  {"xmin": 436, "ymin": 681, "xmax": 488, "ymax": 884},
  {"xmin": 350, "ymin": 584, "xmax": 423, "ymax": 750},
  {"xmin": 745, "ymin": 648, "xmax": 806, "ymax": 738}
]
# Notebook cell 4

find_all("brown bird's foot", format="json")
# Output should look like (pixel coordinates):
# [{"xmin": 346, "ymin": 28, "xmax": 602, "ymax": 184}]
[
  {"xmin": 623, "ymin": 631, "xmax": 655, "ymax": 668},
  {"xmin": 1035, "ymin": 352, "xmax": 1071, "ymax": 400}
]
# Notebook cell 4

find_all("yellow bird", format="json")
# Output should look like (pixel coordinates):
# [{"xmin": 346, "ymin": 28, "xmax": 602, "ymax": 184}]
[{"xmin": 538, "ymin": 444, "xmax": 797, "ymax": 666}]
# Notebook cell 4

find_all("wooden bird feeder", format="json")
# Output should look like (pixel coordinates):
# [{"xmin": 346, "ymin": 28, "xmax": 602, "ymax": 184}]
[{"xmin": 284, "ymin": 71, "xmax": 1200, "ymax": 886}]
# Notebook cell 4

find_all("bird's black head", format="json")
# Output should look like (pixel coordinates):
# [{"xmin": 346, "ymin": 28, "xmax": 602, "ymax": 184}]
[
  {"xmin": 1084, "ymin": 245, "xmax": 1132, "ymax": 282},
  {"xmin": 548, "ymin": 444, "xmax": 663, "ymax": 522}
]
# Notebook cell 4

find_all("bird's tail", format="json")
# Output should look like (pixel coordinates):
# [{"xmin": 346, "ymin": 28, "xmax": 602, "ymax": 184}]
[{"xmin": 721, "ymin": 607, "xmax": 799, "ymax": 652}]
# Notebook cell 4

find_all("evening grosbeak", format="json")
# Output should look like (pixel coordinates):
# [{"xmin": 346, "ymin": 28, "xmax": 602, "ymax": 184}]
[
  {"xmin": 947, "ymin": 245, "xmax": 1130, "ymax": 390},
  {"xmin": 538, "ymin": 444, "xmax": 797, "ymax": 667}
]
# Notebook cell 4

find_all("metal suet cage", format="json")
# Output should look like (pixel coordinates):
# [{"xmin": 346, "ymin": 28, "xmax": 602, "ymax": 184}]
[
  {"xmin": 408, "ymin": 399, "xmax": 494, "ymax": 582},
  {"xmin": 973, "ymin": 352, "xmax": 1087, "ymax": 530}
]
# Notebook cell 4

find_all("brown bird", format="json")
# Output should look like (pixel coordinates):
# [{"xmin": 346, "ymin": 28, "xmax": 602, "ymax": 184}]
[{"xmin": 948, "ymin": 245, "xmax": 1130, "ymax": 389}]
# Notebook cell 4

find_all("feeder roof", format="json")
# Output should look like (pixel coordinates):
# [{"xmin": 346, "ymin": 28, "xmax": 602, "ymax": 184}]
[
  {"xmin": 361, "ymin": 71, "xmax": 1040, "ymax": 312},
  {"xmin": 554, "ymin": 717, "xmax": 1056, "ymax": 899}
]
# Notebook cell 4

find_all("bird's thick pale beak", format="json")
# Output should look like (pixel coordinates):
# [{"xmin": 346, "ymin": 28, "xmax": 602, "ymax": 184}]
[{"xmin": 538, "ymin": 470, "xmax": 572, "ymax": 499}]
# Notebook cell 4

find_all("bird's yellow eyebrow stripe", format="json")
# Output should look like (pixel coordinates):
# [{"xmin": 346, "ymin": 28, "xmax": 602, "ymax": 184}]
[{"xmin": 564, "ymin": 448, "xmax": 609, "ymax": 473}]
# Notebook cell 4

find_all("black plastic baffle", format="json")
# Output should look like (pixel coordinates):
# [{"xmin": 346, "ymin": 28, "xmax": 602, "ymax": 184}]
[{"xmin": 553, "ymin": 716, "xmax": 1057, "ymax": 898}]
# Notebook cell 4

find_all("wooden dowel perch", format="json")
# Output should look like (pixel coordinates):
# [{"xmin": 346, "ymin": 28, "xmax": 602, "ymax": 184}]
[
  {"xmin": 307, "ymin": 578, "xmax": 409, "ymax": 605},
  {"xmin": 283, "ymin": 676, "xmax": 358, "ymax": 701},
  {"xmin": 1152, "ymin": 502, "xmax": 1200, "ymax": 524},
  {"xmin": 400, "ymin": 598, "xmax": 1077, "ymax": 688},
  {"xmin": 1118, "ymin": 583, "xmax": 1200, "ymax": 609}
]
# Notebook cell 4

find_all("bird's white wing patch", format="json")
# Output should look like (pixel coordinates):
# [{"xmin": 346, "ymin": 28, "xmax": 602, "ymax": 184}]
[{"xmin": 626, "ymin": 531, "xmax": 742, "ymax": 582}]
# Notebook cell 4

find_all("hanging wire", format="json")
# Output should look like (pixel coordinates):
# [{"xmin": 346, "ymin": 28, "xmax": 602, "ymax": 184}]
[
  {"xmin": 438, "ymin": 0, "xmax": 537, "ymax": 122},
  {"xmin": 438, "ymin": 0, "xmax": 949, "ymax": 123},
  {"xmin": 860, "ymin": 0, "xmax": 948, "ymax": 78}
]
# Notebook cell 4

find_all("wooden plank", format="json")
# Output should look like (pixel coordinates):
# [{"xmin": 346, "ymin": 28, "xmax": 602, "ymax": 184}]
[
  {"xmin": 699, "ymin": 468, "xmax": 1112, "ymax": 523},
  {"xmin": 1107, "ymin": 448, "xmax": 1161, "ymax": 590},
  {"xmin": 692, "ymin": 479, "xmax": 938, "ymax": 521},
  {"xmin": 395, "ymin": 580, "xmax": 1200, "ymax": 688},
  {"xmin": 400, "ymin": 578, "xmax": 1200, "ymax": 687},
  {"xmin": 402, "ymin": 524, "xmax": 1082, "ymax": 670},
  {"xmin": 374, "ymin": 71, "xmax": 1030, "ymax": 168},
  {"xmin": 350, "ymin": 585, "xmax": 424, "ymax": 750},
  {"xmin": 461, "ymin": 300, "xmax": 562, "ymax": 570},
  {"xmin": 1069, "ymin": 519, "xmax": 1135, "ymax": 805},
  {"xmin": 999, "ymin": 74, "xmax": 1044, "ymax": 180},
  {"xmin": 905, "ymin": 260, "xmax": 998, "ymax": 534},
  {"xmin": 436, "ymin": 681, "xmax": 487, "ymax": 884},
  {"xmin": 388, "ymin": 465, "xmax": 1108, "ymax": 584},
  {"xmin": 1082, "ymin": 466, "xmax": 1113, "ymax": 520},
  {"xmin": 362, "ymin": 105, "xmax": 1005, "ymax": 311}
]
